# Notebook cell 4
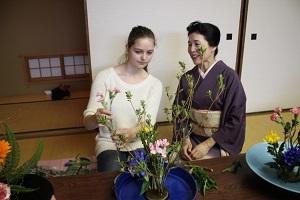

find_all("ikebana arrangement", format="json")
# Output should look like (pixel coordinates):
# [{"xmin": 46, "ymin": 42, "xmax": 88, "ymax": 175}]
[
  {"xmin": 264, "ymin": 107, "xmax": 300, "ymax": 182},
  {"xmin": 97, "ymin": 55, "xmax": 219, "ymax": 199},
  {"xmin": 0, "ymin": 124, "xmax": 44, "ymax": 199}
]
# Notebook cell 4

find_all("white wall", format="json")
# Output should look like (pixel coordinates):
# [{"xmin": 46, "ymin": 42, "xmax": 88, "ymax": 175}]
[
  {"xmin": 85, "ymin": 0, "xmax": 241, "ymax": 121},
  {"xmin": 241, "ymin": 0, "xmax": 300, "ymax": 112}
]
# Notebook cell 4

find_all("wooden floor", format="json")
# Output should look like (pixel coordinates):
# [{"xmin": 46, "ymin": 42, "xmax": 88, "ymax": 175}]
[{"xmin": 17, "ymin": 111, "xmax": 289, "ymax": 163}]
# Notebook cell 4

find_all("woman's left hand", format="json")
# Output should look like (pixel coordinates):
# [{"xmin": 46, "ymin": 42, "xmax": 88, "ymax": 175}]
[
  {"xmin": 190, "ymin": 137, "xmax": 216, "ymax": 160},
  {"xmin": 111, "ymin": 128, "xmax": 136, "ymax": 147}
]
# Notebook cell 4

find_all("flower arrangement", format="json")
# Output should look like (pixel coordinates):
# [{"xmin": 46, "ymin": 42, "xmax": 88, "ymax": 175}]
[
  {"xmin": 102, "ymin": 90, "xmax": 215, "ymax": 197},
  {"xmin": 122, "ymin": 92, "xmax": 181, "ymax": 199},
  {"xmin": 0, "ymin": 123, "xmax": 44, "ymax": 198},
  {"xmin": 97, "ymin": 89, "xmax": 184, "ymax": 198},
  {"xmin": 97, "ymin": 59, "xmax": 217, "ymax": 198},
  {"xmin": 264, "ymin": 107, "xmax": 300, "ymax": 182}
]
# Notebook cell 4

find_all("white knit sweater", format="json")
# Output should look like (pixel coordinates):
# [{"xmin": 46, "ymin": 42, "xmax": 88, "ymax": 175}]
[{"xmin": 83, "ymin": 67, "xmax": 162, "ymax": 156}]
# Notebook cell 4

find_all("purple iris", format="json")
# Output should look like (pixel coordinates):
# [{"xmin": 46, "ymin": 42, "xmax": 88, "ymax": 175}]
[
  {"xmin": 129, "ymin": 150, "xmax": 145, "ymax": 165},
  {"xmin": 283, "ymin": 147, "xmax": 300, "ymax": 166},
  {"xmin": 134, "ymin": 150, "xmax": 146, "ymax": 161},
  {"xmin": 128, "ymin": 150, "xmax": 147, "ymax": 177}
]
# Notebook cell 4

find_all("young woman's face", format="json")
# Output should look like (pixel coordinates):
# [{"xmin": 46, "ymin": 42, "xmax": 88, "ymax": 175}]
[
  {"xmin": 127, "ymin": 37, "xmax": 155, "ymax": 69},
  {"xmin": 188, "ymin": 33, "xmax": 216, "ymax": 66}
]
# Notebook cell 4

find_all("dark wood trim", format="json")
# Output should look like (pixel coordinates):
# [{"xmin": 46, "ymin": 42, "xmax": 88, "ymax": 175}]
[
  {"xmin": 235, "ymin": 0, "xmax": 249, "ymax": 78},
  {"xmin": 157, "ymin": 121, "xmax": 172, "ymax": 126},
  {"xmin": 19, "ymin": 51, "xmax": 88, "ymax": 58},
  {"xmin": 83, "ymin": 0, "xmax": 93, "ymax": 84},
  {"xmin": 0, "ymin": 90, "xmax": 89, "ymax": 105},
  {"xmin": 246, "ymin": 108, "xmax": 293, "ymax": 116},
  {"xmin": 0, "ymin": 127, "xmax": 95, "ymax": 140}
]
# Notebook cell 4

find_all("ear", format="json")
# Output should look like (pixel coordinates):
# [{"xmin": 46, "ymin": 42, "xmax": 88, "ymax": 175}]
[{"xmin": 211, "ymin": 46, "xmax": 217, "ymax": 53}]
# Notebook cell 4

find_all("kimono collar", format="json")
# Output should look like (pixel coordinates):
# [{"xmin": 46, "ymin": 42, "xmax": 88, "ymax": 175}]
[{"xmin": 199, "ymin": 60, "xmax": 219, "ymax": 79}]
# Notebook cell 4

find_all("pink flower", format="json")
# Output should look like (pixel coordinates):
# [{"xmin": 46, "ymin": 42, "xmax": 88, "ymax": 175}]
[
  {"xmin": 270, "ymin": 113, "xmax": 280, "ymax": 121},
  {"xmin": 111, "ymin": 87, "xmax": 121, "ymax": 93},
  {"xmin": 0, "ymin": 183, "xmax": 10, "ymax": 200},
  {"xmin": 290, "ymin": 107, "xmax": 300, "ymax": 115},
  {"xmin": 161, "ymin": 139, "xmax": 170, "ymax": 147},
  {"xmin": 108, "ymin": 87, "xmax": 121, "ymax": 99},
  {"xmin": 96, "ymin": 92, "xmax": 105, "ymax": 103},
  {"xmin": 149, "ymin": 143, "xmax": 156, "ymax": 154},
  {"xmin": 149, "ymin": 139, "xmax": 170, "ymax": 158},
  {"xmin": 274, "ymin": 107, "xmax": 282, "ymax": 113}
]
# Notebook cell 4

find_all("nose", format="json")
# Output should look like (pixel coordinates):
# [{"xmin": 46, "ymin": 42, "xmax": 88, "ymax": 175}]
[
  {"xmin": 141, "ymin": 53, "xmax": 147, "ymax": 61},
  {"xmin": 189, "ymin": 44, "xmax": 197, "ymax": 52}
]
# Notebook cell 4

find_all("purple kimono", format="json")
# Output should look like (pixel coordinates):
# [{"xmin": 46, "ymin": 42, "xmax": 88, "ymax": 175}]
[{"xmin": 174, "ymin": 60, "xmax": 246, "ymax": 155}]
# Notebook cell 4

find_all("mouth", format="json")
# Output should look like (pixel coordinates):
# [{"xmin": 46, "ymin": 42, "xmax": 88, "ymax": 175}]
[
  {"xmin": 138, "ymin": 62, "xmax": 147, "ymax": 65},
  {"xmin": 190, "ymin": 54, "xmax": 200, "ymax": 60}
]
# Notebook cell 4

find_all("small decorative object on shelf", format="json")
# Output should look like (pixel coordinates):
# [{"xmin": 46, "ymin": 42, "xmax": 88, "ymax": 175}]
[
  {"xmin": 0, "ymin": 123, "xmax": 44, "ymax": 198},
  {"xmin": 264, "ymin": 107, "xmax": 300, "ymax": 182}
]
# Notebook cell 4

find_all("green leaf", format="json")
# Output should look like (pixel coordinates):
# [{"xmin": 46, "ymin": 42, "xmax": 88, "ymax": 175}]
[
  {"xmin": 185, "ymin": 165, "xmax": 217, "ymax": 196},
  {"xmin": 10, "ymin": 184, "xmax": 38, "ymax": 193},
  {"xmin": 2, "ymin": 124, "xmax": 21, "ymax": 178},
  {"xmin": 8, "ymin": 142, "xmax": 44, "ymax": 183},
  {"xmin": 222, "ymin": 160, "xmax": 242, "ymax": 174},
  {"xmin": 140, "ymin": 178, "xmax": 150, "ymax": 195}
]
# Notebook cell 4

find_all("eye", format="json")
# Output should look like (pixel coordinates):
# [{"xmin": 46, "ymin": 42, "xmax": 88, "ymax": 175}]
[
  {"xmin": 134, "ymin": 50, "xmax": 142, "ymax": 54},
  {"xmin": 195, "ymin": 43, "xmax": 201, "ymax": 47},
  {"xmin": 147, "ymin": 51, "xmax": 153, "ymax": 55}
]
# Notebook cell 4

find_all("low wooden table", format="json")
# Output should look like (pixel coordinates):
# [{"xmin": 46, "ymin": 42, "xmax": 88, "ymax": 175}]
[{"xmin": 49, "ymin": 154, "xmax": 300, "ymax": 200}]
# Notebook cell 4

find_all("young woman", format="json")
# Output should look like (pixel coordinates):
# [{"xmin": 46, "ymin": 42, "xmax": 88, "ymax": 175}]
[
  {"xmin": 83, "ymin": 26, "xmax": 162, "ymax": 172},
  {"xmin": 175, "ymin": 21, "xmax": 246, "ymax": 160}
]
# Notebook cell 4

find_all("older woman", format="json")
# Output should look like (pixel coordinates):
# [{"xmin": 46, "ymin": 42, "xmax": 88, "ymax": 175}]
[{"xmin": 175, "ymin": 21, "xmax": 246, "ymax": 160}]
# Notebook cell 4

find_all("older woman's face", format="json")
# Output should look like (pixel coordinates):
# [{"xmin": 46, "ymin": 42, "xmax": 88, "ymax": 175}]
[{"xmin": 188, "ymin": 33, "xmax": 215, "ymax": 66}]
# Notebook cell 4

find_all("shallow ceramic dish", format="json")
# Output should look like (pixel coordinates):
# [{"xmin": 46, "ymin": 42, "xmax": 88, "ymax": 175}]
[{"xmin": 246, "ymin": 142, "xmax": 300, "ymax": 193}]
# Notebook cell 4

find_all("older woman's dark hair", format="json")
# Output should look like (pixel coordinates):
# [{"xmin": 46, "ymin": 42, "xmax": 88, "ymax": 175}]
[{"xmin": 186, "ymin": 21, "xmax": 220, "ymax": 56}]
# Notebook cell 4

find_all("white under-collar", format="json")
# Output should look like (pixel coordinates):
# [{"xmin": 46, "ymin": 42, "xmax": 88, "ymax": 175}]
[{"xmin": 199, "ymin": 60, "xmax": 218, "ymax": 79}]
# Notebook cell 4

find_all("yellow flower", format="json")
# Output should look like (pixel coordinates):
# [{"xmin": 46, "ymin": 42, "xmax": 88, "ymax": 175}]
[
  {"xmin": 264, "ymin": 130, "xmax": 281, "ymax": 144},
  {"xmin": 0, "ymin": 140, "xmax": 11, "ymax": 165},
  {"xmin": 141, "ymin": 125, "xmax": 153, "ymax": 133}
]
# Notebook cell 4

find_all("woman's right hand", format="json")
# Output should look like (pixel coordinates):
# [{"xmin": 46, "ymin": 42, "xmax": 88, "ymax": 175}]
[
  {"xmin": 95, "ymin": 108, "xmax": 112, "ymax": 127},
  {"xmin": 181, "ymin": 137, "xmax": 193, "ymax": 161}
]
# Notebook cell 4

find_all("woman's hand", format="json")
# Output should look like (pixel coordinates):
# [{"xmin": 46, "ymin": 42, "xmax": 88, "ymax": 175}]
[
  {"xmin": 181, "ymin": 137, "xmax": 193, "ymax": 161},
  {"xmin": 111, "ymin": 128, "xmax": 137, "ymax": 148},
  {"xmin": 96, "ymin": 108, "xmax": 112, "ymax": 128},
  {"xmin": 190, "ymin": 137, "xmax": 216, "ymax": 160}
]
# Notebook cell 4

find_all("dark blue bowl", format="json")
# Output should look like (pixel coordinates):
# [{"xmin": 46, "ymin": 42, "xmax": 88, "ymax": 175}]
[{"xmin": 114, "ymin": 167, "xmax": 198, "ymax": 200}]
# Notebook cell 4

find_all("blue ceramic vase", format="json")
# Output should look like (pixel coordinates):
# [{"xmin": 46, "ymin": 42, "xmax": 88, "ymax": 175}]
[{"xmin": 114, "ymin": 166, "xmax": 198, "ymax": 200}]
